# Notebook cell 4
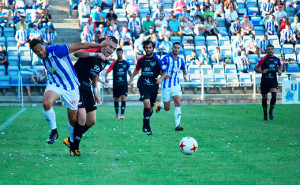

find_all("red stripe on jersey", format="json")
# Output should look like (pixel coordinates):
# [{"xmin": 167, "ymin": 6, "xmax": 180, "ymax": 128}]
[
  {"xmin": 106, "ymin": 60, "xmax": 117, "ymax": 74},
  {"xmin": 256, "ymin": 55, "xmax": 268, "ymax": 68},
  {"xmin": 83, "ymin": 48, "xmax": 100, "ymax": 52},
  {"xmin": 135, "ymin": 55, "xmax": 146, "ymax": 71}
]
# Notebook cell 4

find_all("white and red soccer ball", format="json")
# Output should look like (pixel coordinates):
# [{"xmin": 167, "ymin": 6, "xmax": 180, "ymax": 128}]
[{"xmin": 179, "ymin": 137, "xmax": 198, "ymax": 155}]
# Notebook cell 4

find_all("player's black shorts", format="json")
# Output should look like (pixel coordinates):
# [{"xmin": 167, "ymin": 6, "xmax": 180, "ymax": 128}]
[
  {"xmin": 260, "ymin": 80, "xmax": 278, "ymax": 95},
  {"xmin": 78, "ymin": 88, "xmax": 97, "ymax": 113},
  {"xmin": 138, "ymin": 85, "xmax": 159, "ymax": 107},
  {"xmin": 113, "ymin": 84, "xmax": 128, "ymax": 98}
]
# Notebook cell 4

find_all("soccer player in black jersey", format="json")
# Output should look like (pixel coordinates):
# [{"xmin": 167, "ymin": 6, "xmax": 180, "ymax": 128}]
[
  {"xmin": 254, "ymin": 44, "xmax": 282, "ymax": 121},
  {"xmin": 64, "ymin": 36, "xmax": 118, "ymax": 156},
  {"xmin": 105, "ymin": 48, "xmax": 132, "ymax": 120},
  {"xmin": 128, "ymin": 39, "xmax": 168, "ymax": 135}
]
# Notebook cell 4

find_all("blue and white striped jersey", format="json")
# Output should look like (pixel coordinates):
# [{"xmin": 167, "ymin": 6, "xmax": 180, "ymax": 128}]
[
  {"xmin": 43, "ymin": 32, "xmax": 55, "ymax": 42},
  {"xmin": 161, "ymin": 54, "xmax": 186, "ymax": 89},
  {"xmin": 265, "ymin": 19, "xmax": 276, "ymax": 33},
  {"xmin": 43, "ymin": 45, "xmax": 80, "ymax": 90},
  {"xmin": 16, "ymin": 30, "xmax": 29, "ymax": 41},
  {"xmin": 30, "ymin": 29, "xmax": 42, "ymax": 39}
]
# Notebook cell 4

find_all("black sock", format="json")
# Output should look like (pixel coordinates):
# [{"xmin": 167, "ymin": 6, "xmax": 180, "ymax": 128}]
[
  {"xmin": 114, "ymin": 101, "xmax": 119, "ymax": 115},
  {"xmin": 143, "ymin": 108, "xmax": 151, "ymax": 129},
  {"xmin": 73, "ymin": 123, "xmax": 85, "ymax": 150},
  {"xmin": 82, "ymin": 124, "xmax": 90, "ymax": 135},
  {"xmin": 121, "ymin": 101, "xmax": 126, "ymax": 115},
  {"xmin": 262, "ymin": 99, "xmax": 268, "ymax": 117},
  {"xmin": 270, "ymin": 92, "xmax": 277, "ymax": 113}
]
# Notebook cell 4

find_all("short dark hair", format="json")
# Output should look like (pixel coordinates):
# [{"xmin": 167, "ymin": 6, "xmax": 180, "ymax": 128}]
[
  {"xmin": 267, "ymin": 44, "xmax": 274, "ymax": 49},
  {"xmin": 142, "ymin": 38, "xmax": 155, "ymax": 49},
  {"xmin": 116, "ymin": 48, "xmax": 123, "ymax": 52},
  {"xmin": 108, "ymin": 36, "xmax": 118, "ymax": 44},
  {"xmin": 30, "ymin": 39, "xmax": 44, "ymax": 49},
  {"xmin": 109, "ymin": 7, "xmax": 113, "ymax": 11},
  {"xmin": 173, "ymin": 42, "xmax": 181, "ymax": 47}
]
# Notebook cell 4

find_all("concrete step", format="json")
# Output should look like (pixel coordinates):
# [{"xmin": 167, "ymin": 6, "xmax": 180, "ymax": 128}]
[
  {"xmin": 53, "ymin": 22, "xmax": 80, "ymax": 29},
  {"xmin": 55, "ymin": 38, "xmax": 81, "ymax": 44}
]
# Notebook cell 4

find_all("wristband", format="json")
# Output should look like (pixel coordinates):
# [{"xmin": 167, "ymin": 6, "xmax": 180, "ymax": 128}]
[
  {"xmin": 93, "ymin": 87, "xmax": 97, "ymax": 92},
  {"xmin": 89, "ymin": 53, "xmax": 96, "ymax": 57}
]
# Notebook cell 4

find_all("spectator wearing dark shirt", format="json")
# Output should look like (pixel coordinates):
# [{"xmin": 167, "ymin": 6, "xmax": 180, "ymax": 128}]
[
  {"xmin": 0, "ymin": 45, "xmax": 8, "ymax": 75},
  {"xmin": 106, "ymin": 7, "xmax": 118, "ymax": 25},
  {"xmin": 294, "ymin": 23, "xmax": 300, "ymax": 44},
  {"xmin": 132, "ymin": 25, "xmax": 142, "ymax": 41}
]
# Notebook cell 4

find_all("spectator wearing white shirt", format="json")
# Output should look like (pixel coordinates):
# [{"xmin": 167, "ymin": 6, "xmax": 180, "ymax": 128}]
[
  {"xmin": 245, "ymin": 34, "xmax": 260, "ymax": 56},
  {"xmin": 291, "ymin": 17, "xmax": 298, "ymax": 31},
  {"xmin": 280, "ymin": 23, "xmax": 296, "ymax": 45},
  {"xmin": 159, "ymin": 36, "xmax": 172, "ymax": 55},
  {"xmin": 29, "ymin": 23, "xmax": 42, "ymax": 40},
  {"xmin": 213, "ymin": 0, "xmax": 224, "ymax": 18},
  {"xmin": 273, "ymin": 5, "xmax": 287, "ymax": 21},
  {"xmin": 126, "ymin": 0, "xmax": 140, "ymax": 18},
  {"xmin": 84, "ymin": 18, "xmax": 97, "ymax": 33},
  {"xmin": 78, "ymin": 0, "xmax": 91, "ymax": 19},
  {"xmin": 155, "ymin": 13, "xmax": 168, "ymax": 32},
  {"xmin": 231, "ymin": 32, "xmax": 245, "ymax": 54},
  {"xmin": 225, "ymin": 5, "xmax": 238, "ymax": 32},
  {"xmin": 24, "ymin": 0, "xmax": 36, "ymax": 10},
  {"xmin": 134, "ymin": 33, "xmax": 145, "ymax": 62},
  {"xmin": 158, "ymin": 24, "xmax": 171, "ymax": 41},
  {"xmin": 120, "ymin": 26, "xmax": 133, "ymax": 47},
  {"xmin": 152, "ymin": 4, "xmax": 166, "ymax": 21},
  {"xmin": 81, "ymin": 25, "xmax": 95, "ymax": 43}
]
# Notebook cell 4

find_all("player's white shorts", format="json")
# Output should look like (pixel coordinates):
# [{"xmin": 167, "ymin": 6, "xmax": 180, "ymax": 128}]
[
  {"xmin": 45, "ymin": 84, "xmax": 79, "ymax": 110},
  {"xmin": 161, "ymin": 85, "xmax": 182, "ymax": 102}
]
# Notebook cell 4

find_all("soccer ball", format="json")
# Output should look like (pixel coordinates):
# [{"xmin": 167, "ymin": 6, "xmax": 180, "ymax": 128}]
[{"xmin": 179, "ymin": 137, "xmax": 198, "ymax": 155}]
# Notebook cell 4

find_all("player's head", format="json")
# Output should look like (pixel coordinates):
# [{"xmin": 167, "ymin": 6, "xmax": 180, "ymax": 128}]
[
  {"xmin": 30, "ymin": 39, "xmax": 47, "ymax": 59},
  {"xmin": 172, "ymin": 42, "xmax": 181, "ymax": 56},
  {"xmin": 101, "ymin": 36, "xmax": 118, "ymax": 57},
  {"xmin": 142, "ymin": 39, "xmax": 155, "ymax": 57},
  {"xmin": 116, "ymin": 48, "xmax": 123, "ymax": 60},
  {"xmin": 266, "ymin": 44, "xmax": 274, "ymax": 57}
]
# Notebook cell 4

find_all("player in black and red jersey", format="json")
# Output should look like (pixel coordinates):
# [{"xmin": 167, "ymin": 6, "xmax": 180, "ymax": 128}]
[
  {"xmin": 63, "ymin": 36, "xmax": 118, "ymax": 156},
  {"xmin": 254, "ymin": 44, "xmax": 282, "ymax": 121},
  {"xmin": 128, "ymin": 39, "xmax": 168, "ymax": 135},
  {"xmin": 105, "ymin": 48, "xmax": 132, "ymax": 120}
]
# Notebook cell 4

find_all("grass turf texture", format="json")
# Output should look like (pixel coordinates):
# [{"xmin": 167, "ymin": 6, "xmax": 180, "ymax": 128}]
[{"xmin": 0, "ymin": 104, "xmax": 300, "ymax": 184}]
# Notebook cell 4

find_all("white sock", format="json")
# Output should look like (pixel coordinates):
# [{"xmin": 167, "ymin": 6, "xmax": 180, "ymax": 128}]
[
  {"xmin": 159, "ymin": 101, "xmax": 164, "ymax": 110},
  {"xmin": 43, "ymin": 107, "xmax": 57, "ymax": 130},
  {"xmin": 174, "ymin": 107, "xmax": 181, "ymax": 127},
  {"xmin": 68, "ymin": 122, "xmax": 74, "ymax": 142}
]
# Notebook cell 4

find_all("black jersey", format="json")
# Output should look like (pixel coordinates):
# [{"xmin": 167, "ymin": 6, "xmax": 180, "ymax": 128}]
[
  {"xmin": 256, "ymin": 55, "xmax": 281, "ymax": 82},
  {"xmin": 135, "ymin": 55, "xmax": 167, "ymax": 88},
  {"xmin": 106, "ymin": 59, "xmax": 130, "ymax": 87},
  {"xmin": 74, "ymin": 56, "xmax": 108, "ymax": 90}
]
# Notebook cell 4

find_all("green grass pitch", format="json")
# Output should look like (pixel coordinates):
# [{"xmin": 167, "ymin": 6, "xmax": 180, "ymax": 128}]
[{"xmin": 0, "ymin": 104, "xmax": 300, "ymax": 184}]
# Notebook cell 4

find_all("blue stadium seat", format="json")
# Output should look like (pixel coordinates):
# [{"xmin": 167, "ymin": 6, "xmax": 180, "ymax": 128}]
[
  {"xmin": 213, "ymin": 65, "xmax": 224, "ymax": 74},
  {"xmin": 201, "ymin": 65, "xmax": 213, "ymax": 75},
  {"xmin": 248, "ymin": 7, "xmax": 259, "ymax": 16},
  {"xmin": 188, "ymin": 65, "xmax": 200, "ymax": 76},
  {"xmin": 139, "ymin": 9, "xmax": 150, "ymax": 19},
  {"xmin": 184, "ymin": 45, "xmax": 194, "ymax": 57},
  {"xmin": 237, "ymin": 8, "xmax": 247, "ymax": 17},
  {"xmin": 268, "ymin": 35, "xmax": 280, "ymax": 45},
  {"xmin": 20, "ymin": 55, "xmax": 32, "ymax": 66},
  {"xmin": 8, "ymin": 66, "xmax": 19, "ymax": 77},
  {"xmin": 252, "ymin": 73, "xmax": 261, "ymax": 86},
  {"xmin": 225, "ymin": 64, "xmax": 237, "ymax": 74},
  {"xmin": 286, "ymin": 6, "xmax": 296, "ymax": 17},
  {"xmin": 10, "ymin": 76, "xmax": 19, "ymax": 86},
  {"xmin": 206, "ymin": 36, "xmax": 218, "ymax": 47},
  {"xmin": 236, "ymin": 0, "xmax": 245, "ymax": 8},
  {"xmin": 251, "ymin": 17, "xmax": 262, "ymax": 26},
  {"xmin": 219, "ymin": 36, "xmax": 230, "ymax": 47},
  {"xmin": 295, "ymin": 44, "xmax": 300, "ymax": 56},
  {"xmin": 0, "ymin": 76, "xmax": 10, "ymax": 89},
  {"xmin": 214, "ymin": 74, "xmax": 226, "ymax": 87},
  {"xmin": 226, "ymin": 74, "xmax": 239, "ymax": 87},
  {"xmin": 3, "ymin": 27, "xmax": 15, "ymax": 37},
  {"xmin": 285, "ymin": 54, "xmax": 297, "ymax": 62},
  {"xmin": 19, "ymin": 47, "xmax": 31, "ymax": 57},
  {"xmin": 217, "ymin": 27, "xmax": 228, "ymax": 36},
  {"xmin": 207, "ymin": 46, "xmax": 216, "ymax": 57},
  {"xmin": 0, "ymin": 37, "xmax": 6, "ymax": 47},
  {"xmin": 287, "ymin": 64, "xmax": 300, "ymax": 72},
  {"xmin": 282, "ymin": 44, "xmax": 294, "ymax": 55},
  {"xmin": 0, "ymin": 65, "xmax": 6, "ymax": 75},
  {"xmin": 248, "ymin": 54, "xmax": 259, "ymax": 64},
  {"xmin": 203, "ymin": 74, "xmax": 214, "ymax": 87},
  {"xmin": 220, "ymin": 45, "xmax": 232, "ymax": 56},
  {"xmin": 246, "ymin": 0, "xmax": 257, "ymax": 7},
  {"xmin": 8, "ymin": 56, "xmax": 19, "ymax": 66},
  {"xmin": 240, "ymin": 73, "xmax": 252, "ymax": 86},
  {"xmin": 290, "ymin": 74, "xmax": 300, "ymax": 80},
  {"xmin": 194, "ymin": 36, "xmax": 205, "ymax": 46},
  {"xmin": 215, "ymin": 17, "xmax": 225, "ymax": 27},
  {"xmin": 170, "ymin": 36, "xmax": 181, "ymax": 43},
  {"xmin": 274, "ymin": 44, "xmax": 282, "ymax": 54},
  {"xmin": 253, "ymin": 26, "xmax": 264, "ymax": 35}
]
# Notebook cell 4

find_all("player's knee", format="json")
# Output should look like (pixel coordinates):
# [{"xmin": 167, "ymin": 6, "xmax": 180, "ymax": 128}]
[
  {"xmin": 87, "ymin": 120, "xmax": 96, "ymax": 127},
  {"xmin": 69, "ymin": 117, "xmax": 77, "ymax": 126},
  {"xmin": 165, "ymin": 106, "xmax": 171, "ymax": 111},
  {"xmin": 43, "ymin": 101, "xmax": 52, "ymax": 110}
]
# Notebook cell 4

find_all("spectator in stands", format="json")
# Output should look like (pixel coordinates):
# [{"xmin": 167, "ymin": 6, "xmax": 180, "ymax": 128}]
[
  {"xmin": 169, "ymin": 15, "xmax": 180, "ymax": 36},
  {"xmin": 211, "ymin": 47, "xmax": 224, "ymax": 65},
  {"xmin": 186, "ymin": 50, "xmax": 199, "ymax": 67},
  {"xmin": 286, "ymin": 0, "xmax": 300, "ymax": 12},
  {"xmin": 190, "ymin": 4, "xmax": 204, "ymax": 22},
  {"xmin": 132, "ymin": 25, "xmax": 142, "ymax": 41},
  {"xmin": 113, "ymin": 0, "xmax": 127, "ymax": 10},
  {"xmin": 146, "ymin": 26, "xmax": 155, "ymax": 37},
  {"xmin": 16, "ymin": 15, "xmax": 28, "ymax": 30},
  {"xmin": 150, "ymin": 0, "xmax": 164, "ymax": 10},
  {"xmin": 204, "ymin": 15, "xmax": 219, "ymax": 37},
  {"xmin": 81, "ymin": 25, "xmax": 95, "ymax": 43},
  {"xmin": 239, "ymin": 50, "xmax": 251, "ymax": 73},
  {"xmin": 134, "ymin": 33, "xmax": 145, "ymax": 62},
  {"xmin": 265, "ymin": 15, "xmax": 277, "ymax": 35},
  {"xmin": 36, "ymin": 70, "xmax": 47, "ymax": 84},
  {"xmin": 201, "ymin": 0, "xmax": 212, "ymax": 12},
  {"xmin": 30, "ymin": 23, "xmax": 42, "ymax": 40},
  {"xmin": 173, "ymin": 0, "xmax": 187, "ymax": 14},
  {"xmin": 152, "ymin": 34, "xmax": 161, "ymax": 55},
  {"xmin": 225, "ymin": 5, "xmax": 238, "ymax": 32},
  {"xmin": 261, "ymin": 0, "xmax": 274, "ymax": 17},
  {"xmin": 273, "ymin": 5, "xmax": 287, "ymax": 21},
  {"xmin": 24, "ymin": 0, "xmax": 36, "ymax": 10},
  {"xmin": 101, "ymin": 0, "xmax": 113, "ymax": 8},
  {"xmin": 199, "ymin": 47, "xmax": 209, "ymax": 66},
  {"xmin": 272, "ymin": 0, "xmax": 285, "ymax": 11},
  {"xmin": 24, "ymin": 72, "xmax": 36, "ymax": 100},
  {"xmin": 213, "ymin": 0, "xmax": 224, "ymax": 18},
  {"xmin": 179, "ymin": 16, "xmax": 194, "ymax": 38},
  {"xmin": 178, "ymin": 6, "xmax": 190, "ymax": 21},
  {"xmin": 241, "ymin": 15, "xmax": 256, "ymax": 37},
  {"xmin": 155, "ymin": 13, "xmax": 167, "ymax": 33},
  {"xmin": 13, "ymin": 11, "xmax": 21, "ymax": 24},
  {"xmin": 84, "ymin": 18, "xmax": 97, "ymax": 34},
  {"xmin": 78, "ymin": 0, "xmax": 91, "ymax": 19},
  {"xmin": 245, "ymin": 34, "xmax": 259, "ymax": 56},
  {"xmin": 3, "ymin": 10, "xmax": 14, "ymax": 28},
  {"xmin": 294, "ymin": 23, "xmax": 300, "ymax": 44},
  {"xmin": 279, "ymin": 15, "xmax": 292, "ymax": 33},
  {"xmin": 230, "ymin": 18, "xmax": 241, "ymax": 36},
  {"xmin": 92, "ymin": 6, "xmax": 106, "ymax": 27},
  {"xmin": 258, "ymin": 34, "xmax": 271, "ymax": 55},
  {"xmin": 158, "ymin": 24, "xmax": 171, "ymax": 40},
  {"xmin": 128, "ymin": 14, "xmax": 140, "ymax": 33},
  {"xmin": 291, "ymin": 17, "xmax": 298, "ymax": 31},
  {"xmin": 96, "ymin": 24, "xmax": 106, "ymax": 42},
  {"xmin": 69, "ymin": 0, "xmax": 79, "ymax": 18},
  {"xmin": 142, "ymin": 14, "xmax": 155, "ymax": 35},
  {"xmin": 119, "ymin": 21, "xmax": 128, "ymax": 32},
  {"xmin": 35, "ymin": 0, "xmax": 49, "ymax": 9},
  {"xmin": 194, "ymin": 16, "xmax": 207, "ymax": 36},
  {"xmin": 167, "ymin": 10, "xmax": 175, "ymax": 21},
  {"xmin": 232, "ymin": 32, "xmax": 245, "ymax": 54},
  {"xmin": 203, "ymin": 6, "xmax": 214, "ymax": 21},
  {"xmin": 120, "ymin": 26, "xmax": 133, "ymax": 47},
  {"xmin": 280, "ymin": 23, "xmax": 296, "ymax": 45},
  {"xmin": 0, "ymin": 45, "xmax": 8, "ymax": 75},
  {"xmin": 278, "ymin": 53, "xmax": 286, "ymax": 71},
  {"xmin": 106, "ymin": 24, "xmax": 119, "ymax": 39},
  {"xmin": 126, "ymin": 0, "xmax": 140, "ymax": 18},
  {"xmin": 187, "ymin": 0, "xmax": 199, "ymax": 11},
  {"xmin": 152, "ymin": 4, "xmax": 166, "ymax": 21},
  {"xmin": 159, "ymin": 35, "xmax": 172, "ymax": 55},
  {"xmin": 16, "ymin": 25, "xmax": 29, "ymax": 48},
  {"xmin": 42, "ymin": 27, "xmax": 55, "ymax": 46},
  {"xmin": 4, "ymin": 0, "xmax": 16, "ymax": 10},
  {"xmin": 40, "ymin": 9, "xmax": 55, "ymax": 32},
  {"xmin": 223, "ymin": 0, "xmax": 237, "ymax": 12},
  {"xmin": 106, "ymin": 7, "xmax": 118, "ymax": 25}
]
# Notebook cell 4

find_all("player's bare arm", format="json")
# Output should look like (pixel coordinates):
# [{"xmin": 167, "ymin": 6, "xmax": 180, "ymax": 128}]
[
  {"xmin": 74, "ymin": 51, "xmax": 107, "ymax": 60},
  {"xmin": 92, "ymin": 76, "xmax": 100, "ymax": 104},
  {"xmin": 183, "ymin": 70, "xmax": 188, "ymax": 82},
  {"xmin": 156, "ymin": 72, "xmax": 168, "ymax": 84},
  {"xmin": 254, "ymin": 67, "xmax": 268, "ymax": 74},
  {"xmin": 128, "ymin": 70, "xmax": 139, "ymax": 84},
  {"xmin": 68, "ymin": 42, "xmax": 103, "ymax": 53}
]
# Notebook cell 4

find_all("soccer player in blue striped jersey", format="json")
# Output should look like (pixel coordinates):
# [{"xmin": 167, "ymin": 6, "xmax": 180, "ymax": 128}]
[
  {"xmin": 155, "ymin": 42, "xmax": 188, "ymax": 131},
  {"xmin": 30, "ymin": 38, "xmax": 112, "ymax": 145}
]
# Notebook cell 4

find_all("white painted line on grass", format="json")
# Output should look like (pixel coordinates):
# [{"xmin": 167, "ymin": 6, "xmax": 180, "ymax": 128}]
[{"xmin": 0, "ymin": 108, "xmax": 27, "ymax": 131}]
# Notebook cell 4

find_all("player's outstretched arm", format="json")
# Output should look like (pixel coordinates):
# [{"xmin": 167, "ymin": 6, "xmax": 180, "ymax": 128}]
[
  {"xmin": 128, "ymin": 70, "xmax": 139, "ymax": 84},
  {"xmin": 68, "ymin": 38, "xmax": 114, "ymax": 53},
  {"xmin": 183, "ymin": 70, "xmax": 188, "ymax": 82},
  {"xmin": 156, "ymin": 72, "xmax": 168, "ymax": 84}
]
